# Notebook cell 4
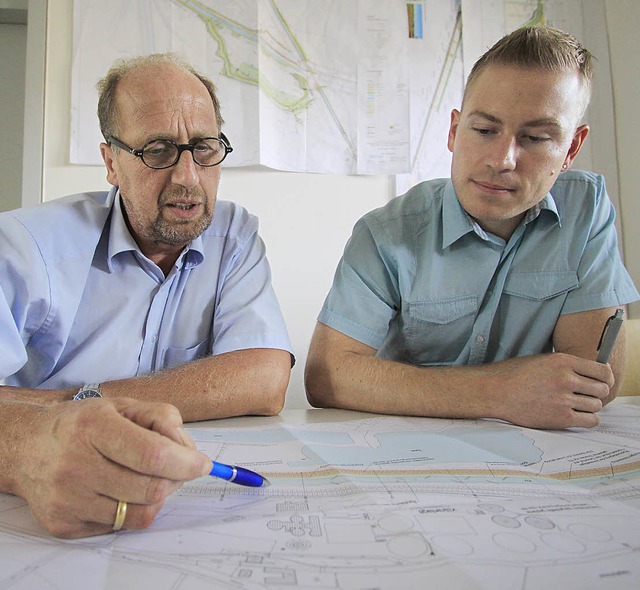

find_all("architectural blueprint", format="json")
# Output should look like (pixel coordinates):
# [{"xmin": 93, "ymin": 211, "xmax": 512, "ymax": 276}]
[{"xmin": 2, "ymin": 404, "xmax": 640, "ymax": 589}]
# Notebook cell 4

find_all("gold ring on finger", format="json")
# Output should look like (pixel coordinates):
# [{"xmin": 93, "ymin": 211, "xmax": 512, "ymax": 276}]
[{"xmin": 112, "ymin": 500, "xmax": 127, "ymax": 532}]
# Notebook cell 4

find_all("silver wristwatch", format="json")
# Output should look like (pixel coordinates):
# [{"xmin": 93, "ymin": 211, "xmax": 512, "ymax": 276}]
[{"xmin": 73, "ymin": 383, "xmax": 102, "ymax": 401}]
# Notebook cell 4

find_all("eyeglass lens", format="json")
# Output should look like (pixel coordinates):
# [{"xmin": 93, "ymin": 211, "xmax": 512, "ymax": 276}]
[{"xmin": 142, "ymin": 139, "xmax": 227, "ymax": 168}]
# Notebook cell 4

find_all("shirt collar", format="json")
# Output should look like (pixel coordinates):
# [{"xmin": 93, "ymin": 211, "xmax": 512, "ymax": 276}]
[
  {"xmin": 442, "ymin": 181, "xmax": 476, "ymax": 248},
  {"xmin": 106, "ymin": 188, "xmax": 205, "ymax": 272},
  {"xmin": 442, "ymin": 182, "xmax": 561, "ymax": 249}
]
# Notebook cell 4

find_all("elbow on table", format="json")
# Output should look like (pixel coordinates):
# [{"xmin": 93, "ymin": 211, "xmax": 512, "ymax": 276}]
[
  {"xmin": 304, "ymin": 362, "xmax": 336, "ymax": 409},
  {"xmin": 257, "ymin": 351, "xmax": 291, "ymax": 415},
  {"xmin": 260, "ymin": 383, "xmax": 286, "ymax": 416}
]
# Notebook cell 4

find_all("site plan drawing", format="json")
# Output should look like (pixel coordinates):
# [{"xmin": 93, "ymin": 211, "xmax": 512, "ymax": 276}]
[{"xmin": 2, "ymin": 404, "xmax": 640, "ymax": 589}]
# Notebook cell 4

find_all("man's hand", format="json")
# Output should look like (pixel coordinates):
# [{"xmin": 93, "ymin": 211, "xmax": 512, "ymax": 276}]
[
  {"xmin": 9, "ymin": 398, "xmax": 212, "ymax": 538},
  {"xmin": 487, "ymin": 353, "xmax": 614, "ymax": 429}
]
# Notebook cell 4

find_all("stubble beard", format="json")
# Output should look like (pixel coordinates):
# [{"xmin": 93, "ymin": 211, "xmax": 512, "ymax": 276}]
[
  {"xmin": 151, "ymin": 202, "xmax": 214, "ymax": 246},
  {"xmin": 121, "ymin": 187, "xmax": 215, "ymax": 249}
]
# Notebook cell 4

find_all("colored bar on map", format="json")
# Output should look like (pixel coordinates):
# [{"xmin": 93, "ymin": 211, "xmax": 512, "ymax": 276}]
[{"xmin": 407, "ymin": 2, "xmax": 423, "ymax": 39}]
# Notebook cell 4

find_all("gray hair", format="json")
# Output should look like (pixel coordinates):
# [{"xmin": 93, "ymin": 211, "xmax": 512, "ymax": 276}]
[{"xmin": 96, "ymin": 53, "xmax": 224, "ymax": 141}]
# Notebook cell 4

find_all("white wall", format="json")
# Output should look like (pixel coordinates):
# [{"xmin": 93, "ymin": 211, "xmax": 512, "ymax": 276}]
[
  {"xmin": 22, "ymin": 0, "xmax": 640, "ymax": 407},
  {"xmin": 605, "ymin": 0, "xmax": 640, "ymax": 319}
]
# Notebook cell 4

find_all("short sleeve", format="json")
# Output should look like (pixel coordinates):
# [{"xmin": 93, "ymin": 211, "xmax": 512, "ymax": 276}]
[
  {"xmin": 210, "ymin": 219, "xmax": 293, "ymax": 359},
  {"xmin": 562, "ymin": 174, "xmax": 639, "ymax": 314},
  {"xmin": 318, "ymin": 217, "xmax": 400, "ymax": 349}
]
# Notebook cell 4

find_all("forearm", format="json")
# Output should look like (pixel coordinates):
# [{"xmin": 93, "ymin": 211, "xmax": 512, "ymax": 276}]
[
  {"xmin": 1, "ymin": 349, "xmax": 291, "ymax": 422},
  {"xmin": 101, "ymin": 348, "xmax": 291, "ymax": 422},
  {"xmin": 0, "ymin": 386, "xmax": 70, "ymax": 406},
  {"xmin": 306, "ymin": 349, "xmax": 498, "ymax": 419},
  {"xmin": 0, "ymin": 400, "xmax": 43, "ymax": 495},
  {"xmin": 305, "ymin": 323, "xmax": 615, "ymax": 429}
]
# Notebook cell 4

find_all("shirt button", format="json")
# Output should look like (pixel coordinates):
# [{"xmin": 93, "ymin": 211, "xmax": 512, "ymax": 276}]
[
  {"xmin": 476, "ymin": 335, "xmax": 485, "ymax": 344},
  {"xmin": 151, "ymin": 335, "xmax": 158, "ymax": 342}
]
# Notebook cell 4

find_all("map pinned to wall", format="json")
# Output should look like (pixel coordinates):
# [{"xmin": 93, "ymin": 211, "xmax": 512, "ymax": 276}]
[
  {"xmin": 71, "ymin": 0, "xmax": 616, "ymax": 201},
  {"xmin": 70, "ymin": 0, "xmax": 463, "ymax": 176}
]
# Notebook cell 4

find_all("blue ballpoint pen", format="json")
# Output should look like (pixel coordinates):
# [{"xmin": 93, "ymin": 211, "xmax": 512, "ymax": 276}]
[{"xmin": 209, "ymin": 461, "xmax": 270, "ymax": 487}]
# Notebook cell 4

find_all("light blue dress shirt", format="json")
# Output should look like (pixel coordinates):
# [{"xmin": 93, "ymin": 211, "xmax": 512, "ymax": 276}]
[
  {"xmin": 319, "ymin": 171, "xmax": 639, "ymax": 366},
  {"xmin": 0, "ymin": 187, "xmax": 292, "ymax": 388}
]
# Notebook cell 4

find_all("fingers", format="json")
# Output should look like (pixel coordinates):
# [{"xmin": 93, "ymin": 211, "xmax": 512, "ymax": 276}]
[
  {"xmin": 569, "ymin": 355, "xmax": 615, "ymax": 391},
  {"xmin": 571, "ymin": 392, "xmax": 604, "ymax": 414},
  {"xmin": 43, "ymin": 496, "xmax": 167, "ymax": 539},
  {"xmin": 565, "ymin": 409, "xmax": 601, "ymax": 430},
  {"xmin": 500, "ymin": 354, "xmax": 613, "ymax": 429},
  {"xmin": 20, "ymin": 398, "xmax": 211, "ymax": 539},
  {"xmin": 81, "ymin": 400, "xmax": 211, "ymax": 482},
  {"xmin": 113, "ymin": 398, "xmax": 197, "ymax": 449}
]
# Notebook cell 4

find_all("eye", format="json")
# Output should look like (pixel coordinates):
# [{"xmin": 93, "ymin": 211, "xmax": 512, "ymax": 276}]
[
  {"xmin": 194, "ymin": 141, "xmax": 216, "ymax": 154},
  {"xmin": 144, "ymin": 141, "xmax": 174, "ymax": 156},
  {"xmin": 473, "ymin": 127, "xmax": 495, "ymax": 136},
  {"xmin": 523, "ymin": 135, "xmax": 551, "ymax": 143}
]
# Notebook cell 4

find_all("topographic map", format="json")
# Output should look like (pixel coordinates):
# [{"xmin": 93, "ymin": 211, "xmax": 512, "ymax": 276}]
[
  {"xmin": 70, "ymin": 0, "xmax": 463, "ymax": 176},
  {"xmin": 2, "ymin": 404, "xmax": 640, "ymax": 589}
]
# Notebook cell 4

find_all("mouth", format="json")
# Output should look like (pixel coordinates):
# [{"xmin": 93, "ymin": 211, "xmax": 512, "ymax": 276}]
[
  {"xmin": 167, "ymin": 202, "xmax": 199, "ymax": 210},
  {"xmin": 472, "ymin": 180, "xmax": 516, "ymax": 194},
  {"xmin": 164, "ymin": 201, "xmax": 203, "ymax": 219}
]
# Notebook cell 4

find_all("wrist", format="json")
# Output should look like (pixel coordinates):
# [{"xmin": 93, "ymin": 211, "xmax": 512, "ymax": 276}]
[{"xmin": 73, "ymin": 384, "xmax": 102, "ymax": 401}]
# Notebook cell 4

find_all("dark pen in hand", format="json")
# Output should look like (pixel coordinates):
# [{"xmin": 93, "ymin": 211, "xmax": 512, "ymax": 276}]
[{"xmin": 596, "ymin": 308, "xmax": 624, "ymax": 364}]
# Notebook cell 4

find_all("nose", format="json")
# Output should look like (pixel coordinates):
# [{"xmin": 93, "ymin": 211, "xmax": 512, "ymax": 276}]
[
  {"xmin": 170, "ymin": 150, "xmax": 199, "ymax": 188},
  {"xmin": 488, "ymin": 136, "xmax": 517, "ymax": 172}
]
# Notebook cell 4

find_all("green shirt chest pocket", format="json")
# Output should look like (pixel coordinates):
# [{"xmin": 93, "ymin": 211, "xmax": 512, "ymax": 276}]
[
  {"xmin": 405, "ymin": 296, "xmax": 478, "ymax": 365},
  {"xmin": 498, "ymin": 271, "xmax": 579, "ymax": 357},
  {"xmin": 502, "ymin": 271, "xmax": 579, "ymax": 301}
]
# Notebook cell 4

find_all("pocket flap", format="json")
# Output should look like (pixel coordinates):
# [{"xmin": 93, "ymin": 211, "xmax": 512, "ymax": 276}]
[
  {"xmin": 503, "ymin": 271, "xmax": 578, "ymax": 300},
  {"xmin": 408, "ymin": 296, "xmax": 477, "ymax": 325}
]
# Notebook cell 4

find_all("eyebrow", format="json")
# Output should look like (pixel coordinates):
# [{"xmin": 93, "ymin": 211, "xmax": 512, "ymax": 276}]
[{"xmin": 468, "ymin": 110, "xmax": 562, "ymax": 130}]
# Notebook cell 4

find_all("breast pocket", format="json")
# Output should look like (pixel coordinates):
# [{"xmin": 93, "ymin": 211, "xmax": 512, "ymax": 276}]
[
  {"xmin": 502, "ymin": 271, "xmax": 579, "ymax": 301},
  {"xmin": 499, "ymin": 271, "xmax": 579, "ymax": 356},
  {"xmin": 162, "ymin": 339, "xmax": 210, "ymax": 370},
  {"xmin": 405, "ymin": 296, "xmax": 478, "ymax": 365}
]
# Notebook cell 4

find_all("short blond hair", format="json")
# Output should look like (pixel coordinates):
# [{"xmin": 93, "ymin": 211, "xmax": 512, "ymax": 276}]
[{"xmin": 464, "ymin": 26, "xmax": 594, "ymax": 120}]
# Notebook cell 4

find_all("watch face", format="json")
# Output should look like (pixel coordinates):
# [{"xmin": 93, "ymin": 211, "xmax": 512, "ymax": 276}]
[{"xmin": 74, "ymin": 389, "xmax": 102, "ymax": 401}]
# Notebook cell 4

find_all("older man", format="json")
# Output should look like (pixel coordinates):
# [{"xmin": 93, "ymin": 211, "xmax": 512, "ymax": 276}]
[
  {"xmin": 305, "ymin": 26, "xmax": 638, "ymax": 429},
  {"xmin": 1, "ymin": 53, "xmax": 292, "ymax": 417},
  {"xmin": 0, "ymin": 54, "xmax": 292, "ymax": 536}
]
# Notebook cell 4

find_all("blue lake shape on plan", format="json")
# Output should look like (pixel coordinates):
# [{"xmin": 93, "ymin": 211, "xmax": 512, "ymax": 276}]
[
  {"xmin": 188, "ymin": 422, "xmax": 542, "ymax": 470},
  {"xmin": 290, "ymin": 427, "xmax": 542, "ymax": 469}
]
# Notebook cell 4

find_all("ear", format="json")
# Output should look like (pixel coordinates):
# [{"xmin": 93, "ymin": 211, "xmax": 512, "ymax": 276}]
[
  {"xmin": 562, "ymin": 124, "xmax": 590, "ymax": 171},
  {"xmin": 447, "ymin": 109, "xmax": 461, "ymax": 154},
  {"xmin": 100, "ymin": 142, "xmax": 120, "ymax": 186}
]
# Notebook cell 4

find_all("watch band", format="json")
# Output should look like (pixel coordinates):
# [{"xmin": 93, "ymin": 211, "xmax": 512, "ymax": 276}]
[{"xmin": 73, "ymin": 383, "xmax": 102, "ymax": 401}]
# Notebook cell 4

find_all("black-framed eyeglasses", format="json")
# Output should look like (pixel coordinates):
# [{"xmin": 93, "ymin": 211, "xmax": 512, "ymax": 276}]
[{"xmin": 107, "ymin": 133, "xmax": 233, "ymax": 169}]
